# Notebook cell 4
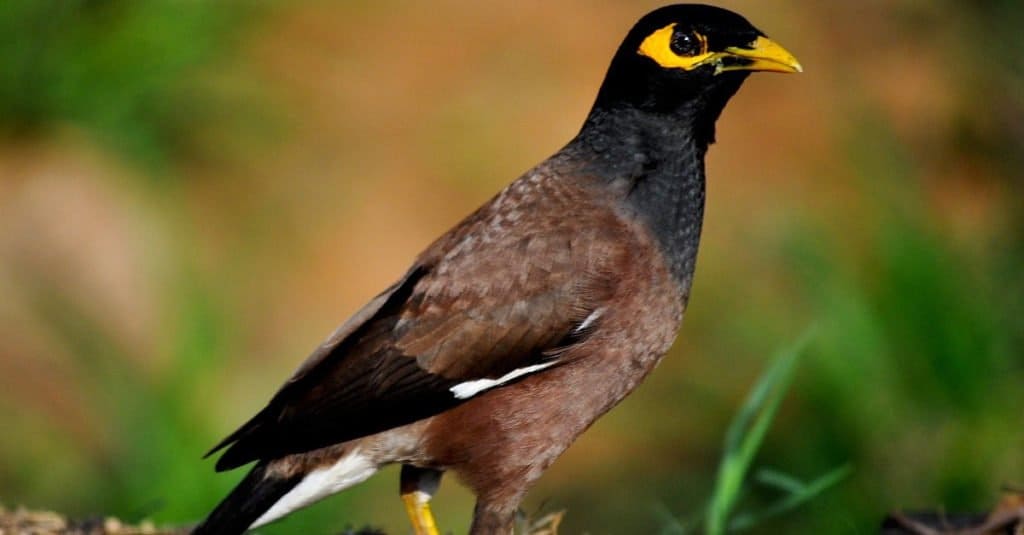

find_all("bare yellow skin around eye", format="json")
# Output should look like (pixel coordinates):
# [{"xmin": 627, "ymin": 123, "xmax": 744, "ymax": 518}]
[{"xmin": 637, "ymin": 23, "xmax": 715, "ymax": 70}]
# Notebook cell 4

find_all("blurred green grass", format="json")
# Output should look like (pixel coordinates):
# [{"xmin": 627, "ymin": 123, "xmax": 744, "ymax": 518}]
[
  {"xmin": 0, "ymin": 2, "xmax": 1021, "ymax": 534},
  {"xmin": 0, "ymin": 0, "xmax": 262, "ymax": 172},
  {"xmin": 655, "ymin": 330, "xmax": 851, "ymax": 534}
]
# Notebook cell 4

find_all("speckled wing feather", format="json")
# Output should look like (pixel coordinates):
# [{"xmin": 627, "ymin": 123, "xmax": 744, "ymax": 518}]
[{"xmin": 209, "ymin": 163, "xmax": 630, "ymax": 470}]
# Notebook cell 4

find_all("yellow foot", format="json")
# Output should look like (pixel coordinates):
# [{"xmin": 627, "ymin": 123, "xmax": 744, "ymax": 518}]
[{"xmin": 402, "ymin": 491, "xmax": 440, "ymax": 535}]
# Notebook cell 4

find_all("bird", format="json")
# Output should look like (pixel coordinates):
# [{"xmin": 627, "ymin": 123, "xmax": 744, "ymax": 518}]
[{"xmin": 193, "ymin": 4, "xmax": 801, "ymax": 535}]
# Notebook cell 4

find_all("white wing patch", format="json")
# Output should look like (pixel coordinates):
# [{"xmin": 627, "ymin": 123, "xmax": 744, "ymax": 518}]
[
  {"xmin": 251, "ymin": 449, "xmax": 377, "ymax": 529},
  {"xmin": 574, "ymin": 308, "xmax": 604, "ymax": 333},
  {"xmin": 449, "ymin": 361, "xmax": 559, "ymax": 400}
]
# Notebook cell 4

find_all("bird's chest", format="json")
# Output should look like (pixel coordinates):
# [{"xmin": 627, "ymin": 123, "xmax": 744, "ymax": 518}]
[
  {"xmin": 571, "ymin": 254, "xmax": 685, "ymax": 410},
  {"xmin": 420, "ymin": 221, "xmax": 686, "ymax": 490},
  {"xmin": 503, "ymin": 229, "xmax": 686, "ymax": 430}
]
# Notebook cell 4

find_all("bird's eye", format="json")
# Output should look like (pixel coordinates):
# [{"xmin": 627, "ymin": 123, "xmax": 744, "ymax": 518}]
[{"xmin": 670, "ymin": 30, "xmax": 705, "ymax": 57}]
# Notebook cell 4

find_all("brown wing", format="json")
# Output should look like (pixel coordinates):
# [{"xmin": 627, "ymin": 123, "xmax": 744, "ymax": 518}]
[{"xmin": 208, "ymin": 171, "xmax": 629, "ymax": 470}]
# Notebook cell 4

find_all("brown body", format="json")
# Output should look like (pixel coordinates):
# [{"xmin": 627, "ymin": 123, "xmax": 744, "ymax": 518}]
[{"xmin": 260, "ymin": 154, "xmax": 684, "ymax": 533}]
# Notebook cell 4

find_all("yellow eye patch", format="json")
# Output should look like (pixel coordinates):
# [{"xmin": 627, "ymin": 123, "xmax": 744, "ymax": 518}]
[{"xmin": 637, "ymin": 23, "xmax": 715, "ymax": 70}]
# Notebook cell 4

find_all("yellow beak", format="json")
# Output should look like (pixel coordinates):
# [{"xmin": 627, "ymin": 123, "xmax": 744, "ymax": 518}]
[{"xmin": 720, "ymin": 36, "xmax": 803, "ymax": 74}]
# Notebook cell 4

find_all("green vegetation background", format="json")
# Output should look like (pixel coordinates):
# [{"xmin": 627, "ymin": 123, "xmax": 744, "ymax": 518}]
[{"xmin": 1, "ymin": 1, "xmax": 1020, "ymax": 533}]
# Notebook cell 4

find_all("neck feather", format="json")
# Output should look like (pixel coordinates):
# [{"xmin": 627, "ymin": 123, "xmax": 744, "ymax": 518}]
[{"xmin": 566, "ymin": 103, "xmax": 711, "ymax": 289}]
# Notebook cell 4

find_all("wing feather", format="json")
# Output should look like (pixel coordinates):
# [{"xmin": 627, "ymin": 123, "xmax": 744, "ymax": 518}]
[{"xmin": 209, "ymin": 174, "xmax": 630, "ymax": 470}]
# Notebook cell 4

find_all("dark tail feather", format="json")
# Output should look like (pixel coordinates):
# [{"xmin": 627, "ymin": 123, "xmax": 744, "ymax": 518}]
[
  {"xmin": 204, "ymin": 410, "xmax": 269, "ymax": 465},
  {"xmin": 192, "ymin": 463, "xmax": 301, "ymax": 535}
]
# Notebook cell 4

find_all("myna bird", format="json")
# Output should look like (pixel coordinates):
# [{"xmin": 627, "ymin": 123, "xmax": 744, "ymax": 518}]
[{"xmin": 193, "ymin": 4, "xmax": 801, "ymax": 534}]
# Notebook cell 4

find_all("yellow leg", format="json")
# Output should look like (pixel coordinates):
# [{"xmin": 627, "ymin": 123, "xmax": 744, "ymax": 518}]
[{"xmin": 402, "ymin": 491, "xmax": 440, "ymax": 535}]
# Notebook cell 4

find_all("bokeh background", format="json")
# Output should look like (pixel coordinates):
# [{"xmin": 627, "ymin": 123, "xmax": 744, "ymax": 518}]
[{"xmin": 1, "ymin": 1, "xmax": 1021, "ymax": 533}]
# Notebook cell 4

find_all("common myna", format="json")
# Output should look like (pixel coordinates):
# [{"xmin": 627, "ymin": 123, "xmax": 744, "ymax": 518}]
[{"xmin": 194, "ymin": 4, "xmax": 801, "ymax": 534}]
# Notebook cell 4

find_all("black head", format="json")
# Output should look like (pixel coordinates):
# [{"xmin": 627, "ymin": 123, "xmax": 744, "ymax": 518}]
[{"xmin": 591, "ymin": 4, "xmax": 801, "ymax": 121}]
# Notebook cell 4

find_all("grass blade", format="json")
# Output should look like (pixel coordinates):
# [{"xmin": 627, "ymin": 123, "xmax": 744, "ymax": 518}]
[
  {"xmin": 728, "ymin": 464, "xmax": 852, "ymax": 532},
  {"xmin": 705, "ymin": 328, "xmax": 816, "ymax": 535}
]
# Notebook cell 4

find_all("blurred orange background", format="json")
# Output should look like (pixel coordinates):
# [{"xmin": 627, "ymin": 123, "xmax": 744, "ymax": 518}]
[{"xmin": 1, "ymin": 1, "xmax": 1020, "ymax": 533}]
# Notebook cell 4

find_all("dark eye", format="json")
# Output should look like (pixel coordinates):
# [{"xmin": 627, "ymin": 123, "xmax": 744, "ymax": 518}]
[{"xmin": 670, "ymin": 30, "xmax": 702, "ymax": 56}]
